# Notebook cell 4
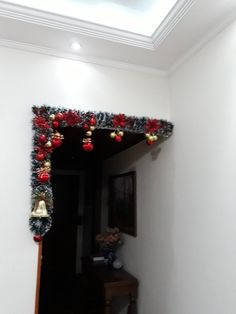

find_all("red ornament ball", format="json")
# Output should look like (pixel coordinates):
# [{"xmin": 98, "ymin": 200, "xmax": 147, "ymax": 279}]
[
  {"xmin": 33, "ymin": 235, "xmax": 42, "ymax": 242},
  {"xmin": 35, "ymin": 152, "xmax": 45, "ymax": 161},
  {"xmin": 38, "ymin": 134, "xmax": 47, "ymax": 143},
  {"xmin": 114, "ymin": 135, "xmax": 122, "ymax": 142},
  {"xmin": 90, "ymin": 117, "xmax": 96, "ymax": 126},
  {"xmin": 51, "ymin": 138, "xmax": 62, "ymax": 148},
  {"xmin": 82, "ymin": 142, "xmax": 94, "ymax": 151},
  {"xmin": 38, "ymin": 171, "xmax": 50, "ymax": 183},
  {"xmin": 52, "ymin": 121, "xmax": 59, "ymax": 128},
  {"xmin": 146, "ymin": 139, "xmax": 154, "ymax": 146},
  {"xmin": 83, "ymin": 123, "xmax": 89, "ymax": 131},
  {"xmin": 55, "ymin": 112, "xmax": 64, "ymax": 121}
]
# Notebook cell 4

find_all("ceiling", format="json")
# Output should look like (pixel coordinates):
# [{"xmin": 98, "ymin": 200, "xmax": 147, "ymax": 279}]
[
  {"xmin": 2, "ymin": 0, "xmax": 178, "ymax": 35},
  {"xmin": 0, "ymin": 0, "xmax": 235, "ymax": 71}
]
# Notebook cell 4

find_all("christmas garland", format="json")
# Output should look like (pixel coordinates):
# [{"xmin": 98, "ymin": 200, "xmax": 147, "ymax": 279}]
[{"xmin": 30, "ymin": 105, "xmax": 174, "ymax": 242}]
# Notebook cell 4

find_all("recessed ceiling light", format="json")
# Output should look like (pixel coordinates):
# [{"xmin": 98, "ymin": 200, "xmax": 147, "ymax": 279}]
[{"xmin": 71, "ymin": 41, "xmax": 81, "ymax": 51}]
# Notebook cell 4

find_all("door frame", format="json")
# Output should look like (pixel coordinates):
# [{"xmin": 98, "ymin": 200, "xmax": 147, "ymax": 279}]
[{"xmin": 35, "ymin": 241, "xmax": 43, "ymax": 314}]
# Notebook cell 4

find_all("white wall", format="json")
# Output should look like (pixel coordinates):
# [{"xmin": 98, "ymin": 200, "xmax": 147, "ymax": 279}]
[
  {"xmin": 102, "ymin": 138, "xmax": 174, "ymax": 314},
  {"xmin": 102, "ymin": 19, "xmax": 236, "ymax": 314},
  {"xmin": 2, "ymin": 18, "xmax": 235, "ymax": 314},
  {"xmin": 0, "ymin": 46, "xmax": 170, "ymax": 314},
  {"xmin": 167, "ymin": 20, "xmax": 236, "ymax": 314}
]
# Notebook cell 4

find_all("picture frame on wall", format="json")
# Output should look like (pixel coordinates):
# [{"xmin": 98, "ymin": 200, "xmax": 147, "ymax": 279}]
[{"xmin": 109, "ymin": 171, "xmax": 137, "ymax": 237}]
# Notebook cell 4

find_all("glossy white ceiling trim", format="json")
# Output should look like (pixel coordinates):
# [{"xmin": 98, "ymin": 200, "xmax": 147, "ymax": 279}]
[
  {"xmin": 0, "ymin": 0, "xmax": 194, "ymax": 50},
  {"xmin": 0, "ymin": 37, "xmax": 167, "ymax": 76},
  {"xmin": 152, "ymin": 0, "xmax": 195, "ymax": 48},
  {"xmin": 0, "ymin": 1, "xmax": 153, "ymax": 49}
]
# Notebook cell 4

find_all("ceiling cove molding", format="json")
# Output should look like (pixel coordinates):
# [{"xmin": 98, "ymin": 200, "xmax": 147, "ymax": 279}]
[
  {"xmin": 0, "ymin": 1, "xmax": 154, "ymax": 50},
  {"xmin": 152, "ymin": 0, "xmax": 196, "ymax": 48},
  {"xmin": 0, "ymin": 0, "xmax": 195, "ymax": 50},
  {"xmin": 0, "ymin": 37, "xmax": 167, "ymax": 76}
]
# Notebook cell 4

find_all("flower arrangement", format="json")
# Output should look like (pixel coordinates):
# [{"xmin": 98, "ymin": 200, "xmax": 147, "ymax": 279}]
[{"xmin": 96, "ymin": 227, "xmax": 123, "ymax": 250}]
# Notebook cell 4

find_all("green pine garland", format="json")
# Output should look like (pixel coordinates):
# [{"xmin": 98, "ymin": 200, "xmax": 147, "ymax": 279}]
[{"xmin": 30, "ymin": 105, "xmax": 174, "ymax": 241}]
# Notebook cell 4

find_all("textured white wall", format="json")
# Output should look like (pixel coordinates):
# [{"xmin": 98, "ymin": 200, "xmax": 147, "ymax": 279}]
[{"xmin": 0, "ymin": 46, "xmax": 169, "ymax": 314}]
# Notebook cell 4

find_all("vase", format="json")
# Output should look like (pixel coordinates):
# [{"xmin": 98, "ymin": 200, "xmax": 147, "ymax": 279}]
[{"xmin": 102, "ymin": 247, "xmax": 116, "ymax": 266}]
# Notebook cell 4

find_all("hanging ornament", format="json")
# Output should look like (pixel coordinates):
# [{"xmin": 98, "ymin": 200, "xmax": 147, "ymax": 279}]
[
  {"xmin": 145, "ymin": 133, "xmax": 158, "ymax": 145},
  {"xmin": 37, "ymin": 171, "xmax": 50, "ymax": 183},
  {"xmin": 31, "ymin": 198, "xmax": 49, "ymax": 218},
  {"xmin": 35, "ymin": 151, "xmax": 46, "ymax": 162},
  {"xmin": 52, "ymin": 121, "xmax": 59, "ymax": 129},
  {"xmin": 33, "ymin": 234, "xmax": 42, "ymax": 242},
  {"xmin": 110, "ymin": 130, "xmax": 124, "ymax": 142},
  {"xmin": 38, "ymin": 134, "xmax": 47, "ymax": 143},
  {"xmin": 45, "ymin": 141, "xmax": 52, "ymax": 148},
  {"xmin": 89, "ymin": 117, "xmax": 96, "ymax": 126},
  {"xmin": 82, "ymin": 138, "xmax": 94, "ymax": 151},
  {"xmin": 145, "ymin": 119, "xmax": 160, "ymax": 145},
  {"xmin": 110, "ymin": 114, "xmax": 126, "ymax": 142},
  {"xmin": 43, "ymin": 160, "xmax": 51, "ymax": 172},
  {"xmin": 37, "ymin": 162, "xmax": 51, "ymax": 183},
  {"xmin": 82, "ymin": 115, "xmax": 96, "ymax": 151},
  {"xmin": 55, "ymin": 112, "xmax": 64, "ymax": 121},
  {"xmin": 51, "ymin": 132, "xmax": 64, "ymax": 148}
]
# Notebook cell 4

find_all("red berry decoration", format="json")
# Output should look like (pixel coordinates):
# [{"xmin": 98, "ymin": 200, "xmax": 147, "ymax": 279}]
[
  {"xmin": 82, "ymin": 138, "xmax": 93, "ymax": 151},
  {"xmin": 33, "ymin": 235, "xmax": 42, "ymax": 242},
  {"xmin": 52, "ymin": 121, "xmax": 59, "ymax": 128},
  {"xmin": 55, "ymin": 112, "xmax": 64, "ymax": 121},
  {"xmin": 38, "ymin": 171, "xmax": 50, "ymax": 183},
  {"xmin": 82, "ymin": 142, "xmax": 94, "ymax": 151},
  {"xmin": 114, "ymin": 135, "xmax": 122, "ymax": 142},
  {"xmin": 146, "ymin": 139, "xmax": 154, "ymax": 145},
  {"xmin": 90, "ymin": 117, "xmax": 96, "ymax": 126},
  {"xmin": 35, "ymin": 151, "xmax": 45, "ymax": 161},
  {"xmin": 38, "ymin": 134, "xmax": 47, "ymax": 143},
  {"xmin": 51, "ymin": 138, "xmax": 62, "ymax": 148},
  {"xmin": 83, "ymin": 123, "xmax": 89, "ymax": 130}
]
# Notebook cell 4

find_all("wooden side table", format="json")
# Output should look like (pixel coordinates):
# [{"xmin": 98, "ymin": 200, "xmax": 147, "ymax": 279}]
[{"xmin": 82, "ymin": 257, "xmax": 138, "ymax": 314}]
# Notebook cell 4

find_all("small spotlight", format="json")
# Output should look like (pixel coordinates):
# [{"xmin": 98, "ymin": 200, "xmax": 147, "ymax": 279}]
[{"xmin": 71, "ymin": 41, "xmax": 81, "ymax": 51}]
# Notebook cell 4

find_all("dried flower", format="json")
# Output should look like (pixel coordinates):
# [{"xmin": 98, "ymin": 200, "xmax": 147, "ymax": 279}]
[{"xmin": 96, "ymin": 227, "xmax": 123, "ymax": 249}]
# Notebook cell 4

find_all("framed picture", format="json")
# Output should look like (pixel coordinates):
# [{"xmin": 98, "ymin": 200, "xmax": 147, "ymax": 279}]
[{"xmin": 109, "ymin": 171, "xmax": 137, "ymax": 237}]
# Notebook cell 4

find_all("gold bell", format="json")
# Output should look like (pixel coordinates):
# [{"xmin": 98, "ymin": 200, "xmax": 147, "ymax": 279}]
[{"xmin": 31, "ymin": 199, "xmax": 49, "ymax": 218}]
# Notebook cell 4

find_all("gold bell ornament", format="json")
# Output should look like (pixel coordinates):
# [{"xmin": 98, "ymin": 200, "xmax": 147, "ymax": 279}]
[{"xmin": 31, "ymin": 198, "xmax": 49, "ymax": 218}]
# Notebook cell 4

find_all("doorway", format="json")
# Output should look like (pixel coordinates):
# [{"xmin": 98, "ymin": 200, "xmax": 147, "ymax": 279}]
[{"xmin": 37, "ymin": 127, "xmax": 144, "ymax": 314}]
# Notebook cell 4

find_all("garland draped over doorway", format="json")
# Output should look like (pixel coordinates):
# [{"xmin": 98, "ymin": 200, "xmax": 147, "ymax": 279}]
[{"xmin": 30, "ymin": 105, "xmax": 174, "ymax": 242}]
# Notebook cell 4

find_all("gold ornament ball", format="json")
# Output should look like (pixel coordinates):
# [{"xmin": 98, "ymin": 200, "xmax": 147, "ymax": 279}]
[
  {"xmin": 148, "ymin": 135, "xmax": 154, "ymax": 141},
  {"xmin": 44, "ymin": 161, "xmax": 51, "ymax": 167},
  {"xmin": 145, "ymin": 133, "xmax": 150, "ymax": 138},
  {"xmin": 45, "ymin": 141, "xmax": 52, "ymax": 147},
  {"xmin": 110, "ymin": 132, "xmax": 116, "ymax": 138},
  {"xmin": 118, "ymin": 131, "xmax": 124, "ymax": 137},
  {"xmin": 50, "ymin": 114, "xmax": 55, "ymax": 120},
  {"xmin": 86, "ymin": 130, "xmax": 92, "ymax": 137},
  {"xmin": 153, "ymin": 135, "xmax": 158, "ymax": 141},
  {"xmin": 54, "ymin": 132, "xmax": 61, "ymax": 138},
  {"xmin": 90, "ymin": 126, "xmax": 95, "ymax": 131}
]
